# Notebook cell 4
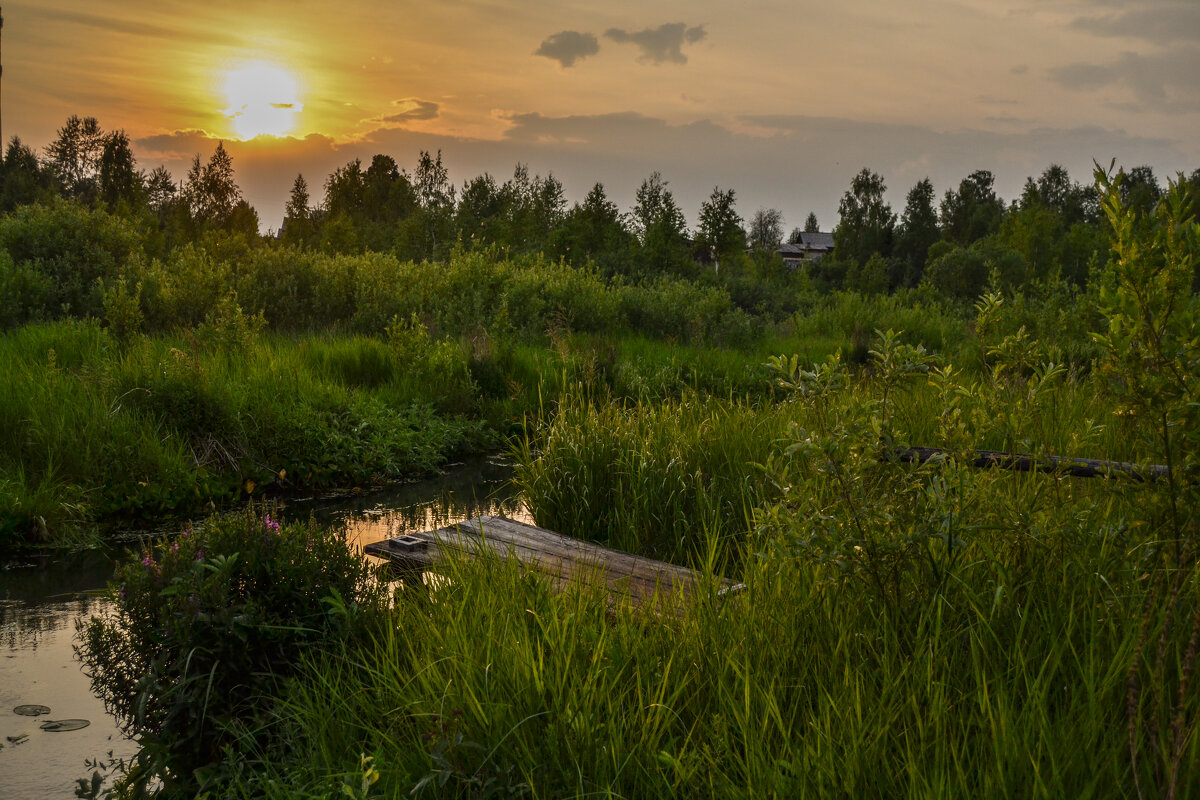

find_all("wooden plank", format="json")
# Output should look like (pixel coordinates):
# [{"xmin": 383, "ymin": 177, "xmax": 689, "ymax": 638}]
[
  {"xmin": 892, "ymin": 446, "xmax": 1169, "ymax": 481},
  {"xmin": 363, "ymin": 516, "xmax": 729, "ymax": 608}
]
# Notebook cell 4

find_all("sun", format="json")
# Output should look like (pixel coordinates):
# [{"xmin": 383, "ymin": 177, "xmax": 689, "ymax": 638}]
[{"xmin": 222, "ymin": 62, "xmax": 303, "ymax": 139}]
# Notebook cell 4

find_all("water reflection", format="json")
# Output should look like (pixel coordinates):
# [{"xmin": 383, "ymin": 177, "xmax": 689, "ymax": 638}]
[
  {"xmin": 0, "ymin": 552, "xmax": 133, "ymax": 799},
  {"xmin": 0, "ymin": 456, "xmax": 528, "ymax": 797},
  {"xmin": 294, "ymin": 455, "xmax": 533, "ymax": 550}
]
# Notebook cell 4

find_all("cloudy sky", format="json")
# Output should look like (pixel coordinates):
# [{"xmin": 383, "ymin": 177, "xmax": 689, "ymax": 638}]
[{"xmin": 6, "ymin": 0, "xmax": 1198, "ymax": 231}]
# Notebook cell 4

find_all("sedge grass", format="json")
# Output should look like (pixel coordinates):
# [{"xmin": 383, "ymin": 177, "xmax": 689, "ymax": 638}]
[
  {"xmin": 513, "ymin": 392, "xmax": 788, "ymax": 564},
  {"xmin": 226, "ymin": 517, "xmax": 1197, "ymax": 799},
  {"xmin": 0, "ymin": 321, "xmax": 492, "ymax": 545}
]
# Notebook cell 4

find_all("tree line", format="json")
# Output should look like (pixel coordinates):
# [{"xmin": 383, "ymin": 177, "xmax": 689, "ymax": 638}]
[
  {"xmin": 824, "ymin": 164, "xmax": 1199, "ymax": 299},
  {"xmin": 2, "ymin": 113, "xmax": 1197, "ymax": 303}
]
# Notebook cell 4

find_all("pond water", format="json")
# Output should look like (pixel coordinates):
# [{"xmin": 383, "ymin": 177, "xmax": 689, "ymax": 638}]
[{"xmin": 0, "ymin": 456, "xmax": 527, "ymax": 798}]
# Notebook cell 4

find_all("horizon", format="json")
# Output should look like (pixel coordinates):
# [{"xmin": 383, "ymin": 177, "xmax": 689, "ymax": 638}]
[{"xmin": 5, "ymin": 0, "xmax": 1198, "ymax": 232}]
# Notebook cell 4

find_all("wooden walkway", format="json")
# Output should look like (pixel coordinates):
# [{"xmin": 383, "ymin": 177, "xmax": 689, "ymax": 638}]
[{"xmin": 364, "ymin": 516, "xmax": 732, "ymax": 608}]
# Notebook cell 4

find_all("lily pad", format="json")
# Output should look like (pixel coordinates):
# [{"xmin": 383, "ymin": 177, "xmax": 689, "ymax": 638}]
[
  {"xmin": 12, "ymin": 704, "xmax": 50, "ymax": 716},
  {"xmin": 6, "ymin": 733, "xmax": 29, "ymax": 744},
  {"xmin": 39, "ymin": 719, "xmax": 90, "ymax": 732}
]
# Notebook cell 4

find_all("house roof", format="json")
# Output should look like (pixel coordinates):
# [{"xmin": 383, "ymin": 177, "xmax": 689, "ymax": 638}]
[
  {"xmin": 798, "ymin": 231, "xmax": 834, "ymax": 249},
  {"xmin": 778, "ymin": 232, "xmax": 834, "ymax": 257}
]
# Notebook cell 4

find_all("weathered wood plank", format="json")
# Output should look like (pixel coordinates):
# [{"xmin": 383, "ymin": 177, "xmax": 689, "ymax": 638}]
[
  {"xmin": 363, "ymin": 515, "xmax": 728, "ymax": 607},
  {"xmin": 893, "ymin": 446, "xmax": 1169, "ymax": 481}
]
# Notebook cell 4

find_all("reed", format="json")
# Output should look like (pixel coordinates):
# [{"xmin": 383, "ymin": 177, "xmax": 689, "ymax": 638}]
[{"xmin": 223, "ymin": 519, "xmax": 1196, "ymax": 798}]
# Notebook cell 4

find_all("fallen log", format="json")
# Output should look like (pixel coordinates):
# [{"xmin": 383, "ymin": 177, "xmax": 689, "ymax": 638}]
[{"xmin": 892, "ymin": 446, "xmax": 1170, "ymax": 481}]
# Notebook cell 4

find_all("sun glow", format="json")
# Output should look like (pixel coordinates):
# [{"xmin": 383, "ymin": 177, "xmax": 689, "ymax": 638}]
[{"xmin": 222, "ymin": 62, "xmax": 303, "ymax": 139}]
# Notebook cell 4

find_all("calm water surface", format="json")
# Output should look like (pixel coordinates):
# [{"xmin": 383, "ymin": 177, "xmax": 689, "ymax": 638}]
[{"xmin": 0, "ymin": 457, "xmax": 527, "ymax": 798}]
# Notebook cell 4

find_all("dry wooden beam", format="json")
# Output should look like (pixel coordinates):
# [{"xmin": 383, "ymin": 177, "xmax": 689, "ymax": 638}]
[
  {"xmin": 893, "ymin": 446, "xmax": 1169, "ymax": 481},
  {"xmin": 364, "ymin": 515, "xmax": 730, "ymax": 610}
]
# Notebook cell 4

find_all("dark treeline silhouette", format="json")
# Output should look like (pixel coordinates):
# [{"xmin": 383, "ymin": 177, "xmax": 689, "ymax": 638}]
[{"xmin": 2, "ymin": 114, "xmax": 1199, "ymax": 330}]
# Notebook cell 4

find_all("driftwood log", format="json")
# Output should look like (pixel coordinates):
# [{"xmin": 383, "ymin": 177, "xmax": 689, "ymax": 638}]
[{"xmin": 893, "ymin": 446, "xmax": 1170, "ymax": 481}]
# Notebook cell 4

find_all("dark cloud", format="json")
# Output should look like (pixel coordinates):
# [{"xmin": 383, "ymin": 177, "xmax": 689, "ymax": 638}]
[
  {"xmin": 378, "ymin": 98, "xmax": 441, "ymax": 124},
  {"xmin": 134, "ymin": 129, "xmax": 220, "ymax": 160},
  {"xmin": 604, "ymin": 23, "xmax": 706, "ymax": 65},
  {"xmin": 1071, "ymin": 3, "xmax": 1200, "ymax": 45},
  {"xmin": 1049, "ymin": 63, "xmax": 1115, "ymax": 92},
  {"xmin": 534, "ymin": 31, "xmax": 600, "ymax": 67},
  {"xmin": 500, "ymin": 111, "xmax": 675, "ymax": 145},
  {"xmin": 1048, "ymin": 46, "xmax": 1200, "ymax": 111}
]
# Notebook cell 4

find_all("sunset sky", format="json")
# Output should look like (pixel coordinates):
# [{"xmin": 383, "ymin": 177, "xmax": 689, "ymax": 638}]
[{"xmin": 7, "ymin": 0, "xmax": 1198, "ymax": 231}]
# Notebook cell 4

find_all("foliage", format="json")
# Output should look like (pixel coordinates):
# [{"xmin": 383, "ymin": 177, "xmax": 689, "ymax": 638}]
[
  {"xmin": 844, "ymin": 252, "xmax": 890, "ymax": 295},
  {"xmin": 1093, "ymin": 165, "xmax": 1200, "ymax": 557},
  {"xmin": 632, "ymin": 171, "xmax": 691, "ymax": 276},
  {"xmin": 0, "ymin": 198, "xmax": 143, "ymax": 319},
  {"xmin": 98, "ymin": 130, "xmax": 145, "ymax": 212},
  {"xmin": 76, "ymin": 507, "xmax": 386, "ymax": 794},
  {"xmin": 0, "ymin": 322, "xmax": 490, "ymax": 543},
  {"xmin": 789, "ymin": 289, "xmax": 969, "ymax": 362},
  {"xmin": 387, "ymin": 313, "xmax": 479, "ymax": 415},
  {"xmin": 281, "ymin": 173, "xmax": 315, "ymax": 247},
  {"xmin": 182, "ymin": 142, "xmax": 255, "ymax": 236},
  {"xmin": 747, "ymin": 207, "xmax": 784, "ymax": 253},
  {"xmin": 696, "ymin": 186, "xmax": 746, "ymax": 272},
  {"xmin": 922, "ymin": 236, "xmax": 1027, "ymax": 301},
  {"xmin": 552, "ymin": 182, "xmax": 635, "ymax": 277},
  {"xmin": 894, "ymin": 177, "xmax": 940, "ymax": 287},
  {"xmin": 834, "ymin": 168, "xmax": 895, "ymax": 266},
  {"xmin": 0, "ymin": 137, "xmax": 58, "ymax": 211},
  {"xmin": 940, "ymin": 169, "xmax": 1006, "ymax": 246},
  {"xmin": 45, "ymin": 115, "xmax": 106, "ymax": 203}
]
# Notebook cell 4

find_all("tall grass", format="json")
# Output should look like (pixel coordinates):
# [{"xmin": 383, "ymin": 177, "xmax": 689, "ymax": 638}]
[
  {"xmin": 222, "ymin": 520, "xmax": 1196, "ymax": 798},
  {"xmin": 0, "ymin": 317, "xmax": 790, "ymax": 546},
  {"xmin": 216, "ymin": 347, "xmax": 1199, "ymax": 796},
  {"xmin": 788, "ymin": 288, "xmax": 971, "ymax": 363},
  {"xmin": 0, "ymin": 321, "xmax": 491, "ymax": 545},
  {"xmin": 514, "ymin": 393, "xmax": 788, "ymax": 563}
]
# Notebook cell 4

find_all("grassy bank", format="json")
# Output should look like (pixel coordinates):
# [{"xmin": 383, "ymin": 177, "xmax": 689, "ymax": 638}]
[
  {"xmin": 0, "ymin": 321, "xmax": 491, "ymax": 546},
  {"xmin": 0, "ymin": 318, "xmax": 796, "ymax": 548},
  {"xmin": 236, "ymin": 535, "xmax": 1194, "ymax": 798},
  {"xmin": 88, "ymin": 340, "xmax": 1194, "ymax": 798},
  {"xmin": 76, "ymin": 318, "xmax": 1200, "ymax": 797}
]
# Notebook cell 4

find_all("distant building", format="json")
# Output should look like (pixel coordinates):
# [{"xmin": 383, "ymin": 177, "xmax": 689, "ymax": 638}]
[{"xmin": 778, "ymin": 232, "xmax": 834, "ymax": 268}]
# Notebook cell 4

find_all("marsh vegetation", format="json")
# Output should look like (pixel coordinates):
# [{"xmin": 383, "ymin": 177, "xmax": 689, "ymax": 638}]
[{"xmin": 1, "ymin": 124, "xmax": 1198, "ymax": 796}]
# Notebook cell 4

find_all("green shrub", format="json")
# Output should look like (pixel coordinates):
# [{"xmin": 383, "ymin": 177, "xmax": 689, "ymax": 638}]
[
  {"xmin": 386, "ymin": 313, "xmax": 478, "ymax": 414},
  {"xmin": 0, "ymin": 249, "xmax": 52, "ymax": 327},
  {"xmin": 0, "ymin": 198, "xmax": 143, "ymax": 318},
  {"xmin": 132, "ymin": 244, "xmax": 233, "ymax": 330},
  {"xmin": 617, "ymin": 277, "xmax": 733, "ymax": 342},
  {"xmin": 76, "ymin": 507, "xmax": 386, "ymax": 792},
  {"xmin": 791, "ymin": 290, "xmax": 969, "ymax": 359}
]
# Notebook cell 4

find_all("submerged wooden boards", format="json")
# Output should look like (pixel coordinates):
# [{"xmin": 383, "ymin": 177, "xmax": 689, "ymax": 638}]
[{"xmin": 363, "ymin": 515, "xmax": 730, "ymax": 608}]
